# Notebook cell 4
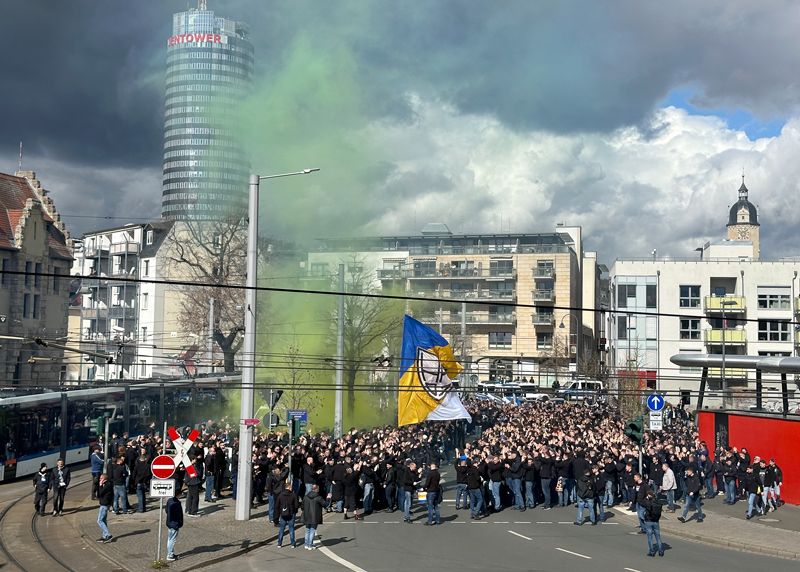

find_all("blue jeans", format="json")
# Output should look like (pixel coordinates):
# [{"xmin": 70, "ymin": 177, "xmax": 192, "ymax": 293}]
[
  {"xmin": 231, "ymin": 472, "xmax": 237, "ymax": 500},
  {"xmin": 666, "ymin": 489, "xmax": 676, "ymax": 509},
  {"xmin": 268, "ymin": 494, "xmax": 277, "ymax": 521},
  {"xmin": 402, "ymin": 490, "xmax": 412, "ymax": 521},
  {"xmin": 576, "ymin": 497, "xmax": 595, "ymax": 524},
  {"xmin": 644, "ymin": 521, "xmax": 663, "ymax": 554},
  {"xmin": 167, "ymin": 527, "xmax": 179, "ymax": 557},
  {"xmin": 725, "ymin": 480, "xmax": 736, "ymax": 504},
  {"xmin": 427, "ymin": 491, "xmax": 441, "ymax": 524},
  {"xmin": 603, "ymin": 480, "xmax": 614, "ymax": 506},
  {"xmin": 510, "ymin": 478, "xmax": 523, "ymax": 509},
  {"xmin": 540, "ymin": 478, "xmax": 552, "ymax": 507},
  {"xmin": 636, "ymin": 504, "xmax": 647, "ymax": 531},
  {"xmin": 558, "ymin": 482, "xmax": 569, "ymax": 506},
  {"xmin": 277, "ymin": 516, "xmax": 296, "ymax": 546},
  {"xmin": 490, "ymin": 481, "xmax": 502, "ymax": 510},
  {"xmin": 455, "ymin": 483, "xmax": 468, "ymax": 508},
  {"xmin": 705, "ymin": 475, "xmax": 715, "ymax": 497},
  {"xmin": 566, "ymin": 478, "xmax": 576, "ymax": 503},
  {"xmin": 113, "ymin": 485, "xmax": 128, "ymax": 512},
  {"xmin": 524, "ymin": 481, "xmax": 536, "ymax": 508},
  {"xmin": 746, "ymin": 492, "xmax": 760, "ymax": 517},
  {"xmin": 205, "ymin": 475, "xmax": 215, "ymax": 501},
  {"xmin": 97, "ymin": 505, "xmax": 110, "ymax": 539},
  {"xmin": 468, "ymin": 488, "xmax": 484, "ymax": 518},
  {"xmin": 384, "ymin": 483, "xmax": 395, "ymax": 509},
  {"xmin": 682, "ymin": 493, "xmax": 704, "ymax": 519},
  {"xmin": 136, "ymin": 483, "xmax": 146, "ymax": 512},
  {"xmin": 595, "ymin": 497, "xmax": 606, "ymax": 521},
  {"xmin": 304, "ymin": 483, "xmax": 314, "ymax": 497},
  {"xmin": 304, "ymin": 525, "xmax": 317, "ymax": 547},
  {"xmin": 363, "ymin": 483, "xmax": 374, "ymax": 513}
]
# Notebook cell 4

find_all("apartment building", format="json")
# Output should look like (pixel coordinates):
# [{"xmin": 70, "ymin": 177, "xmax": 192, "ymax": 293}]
[{"xmin": 308, "ymin": 223, "xmax": 603, "ymax": 384}]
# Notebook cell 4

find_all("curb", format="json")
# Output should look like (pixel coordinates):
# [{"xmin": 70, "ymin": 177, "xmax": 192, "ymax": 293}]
[{"xmin": 610, "ymin": 508, "xmax": 800, "ymax": 561}]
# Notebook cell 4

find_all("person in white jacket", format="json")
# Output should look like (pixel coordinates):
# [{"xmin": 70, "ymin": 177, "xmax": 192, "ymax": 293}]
[{"xmin": 661, "ymin": 463, "xmax": 678, "ymax": 511}]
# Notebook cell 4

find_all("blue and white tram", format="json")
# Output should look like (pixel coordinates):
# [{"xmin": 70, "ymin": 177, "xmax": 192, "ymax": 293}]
[{"xmin": 0, "ymin": 375, "xmax": 239, "ymax": 482}]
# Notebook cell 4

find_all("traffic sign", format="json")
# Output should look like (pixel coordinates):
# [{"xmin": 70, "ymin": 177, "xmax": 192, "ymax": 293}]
[
  {"xmin": 242, "ymin": 418, "xmax": 260, "ymax": 427},
  {"xmin": 168, "ymin": 427, "xmax": 199, "ymax": 479},
  {"xmin": 286, "ymin": 409, "xmax": 308, "ymax": 424},
  {"xmin": 263, "ymin": 412, "xmax": 280, "ymax": 429},
  {"xmin": 646, "ymin": 393, "xmax": 665, "ymax": 412},
  {"xmin": 649, "ymin": 411, "xmax": 663, "ymax": 431},
  {"xmin": 150, "ymin": 478, "xmax": 175, "ymax": 498},
  {"xmin": 151, "ymin": 455, "xmax": 176, "ymax": 479}
]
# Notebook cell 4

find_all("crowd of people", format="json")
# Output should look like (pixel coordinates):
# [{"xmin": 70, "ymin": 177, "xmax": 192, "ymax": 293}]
[{"xmin": 28, "ymin": 399, "xmax": 787, "ymax": 560}]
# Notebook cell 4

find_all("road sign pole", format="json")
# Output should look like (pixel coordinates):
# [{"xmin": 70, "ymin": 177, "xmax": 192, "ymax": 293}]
[{"xmin": 157, "ymin": 421, "xmax": 166, "ymax": 564}]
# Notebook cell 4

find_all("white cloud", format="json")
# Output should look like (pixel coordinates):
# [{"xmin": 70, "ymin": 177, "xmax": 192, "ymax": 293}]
[{"xmin": 363, "ymin": 96, "xmax": 800, "ymax": 262}]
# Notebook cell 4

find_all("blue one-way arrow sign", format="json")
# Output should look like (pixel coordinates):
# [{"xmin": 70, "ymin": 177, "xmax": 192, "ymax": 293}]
[{"xmin": 646, "ymin": 393, "xmax": 665, "ymax": 412}]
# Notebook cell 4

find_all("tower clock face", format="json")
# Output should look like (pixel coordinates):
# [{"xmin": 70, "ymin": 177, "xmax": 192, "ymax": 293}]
[{"xmin": 736, "ymin": 226, "xmax": 750, "ymax": 240}]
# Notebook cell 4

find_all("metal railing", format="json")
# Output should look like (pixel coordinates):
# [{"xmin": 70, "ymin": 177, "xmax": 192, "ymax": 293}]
[
  {"xmin": 704, "ymin": 296, "xmax": 746, "ymax": 311},
  {"xmin": 533, "ymin": 267, "xmax": 555, "ymax": 279},
  {"xmin": 425, "ymin": 312, "xmax": 516, "ymax": 325},
  {"xmin": 532, "ymin": 313, "xmax": 555, "ymax": 326},
  {"xmin": 703, "ymin": 329, "xmax": 747, "ymax": 343},
  {"xmin": 532, "ymin": 289, "xmax": 555, "ymax": 302}
]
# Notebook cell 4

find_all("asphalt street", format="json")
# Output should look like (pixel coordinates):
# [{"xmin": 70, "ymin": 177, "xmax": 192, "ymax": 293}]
[{"xmin": 213, "ymin": 502, "xmax": 800, "ymax": 572}]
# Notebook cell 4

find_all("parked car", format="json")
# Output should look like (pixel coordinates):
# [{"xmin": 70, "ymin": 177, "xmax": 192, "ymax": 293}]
[{"xmin": 555, "ymin": 379, "xmax": 606, "ymax": 402}]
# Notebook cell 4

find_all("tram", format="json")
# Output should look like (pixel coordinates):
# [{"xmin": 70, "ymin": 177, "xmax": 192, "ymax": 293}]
[{"xmin": 0, "ymin": 374, "xmax": 239, "ymax": 482}]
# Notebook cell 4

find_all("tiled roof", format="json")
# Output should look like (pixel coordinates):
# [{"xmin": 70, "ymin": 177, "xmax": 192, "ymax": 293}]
[{"xmin": 0, "ymin": 172, "xmax": 71, "ymax": 259}]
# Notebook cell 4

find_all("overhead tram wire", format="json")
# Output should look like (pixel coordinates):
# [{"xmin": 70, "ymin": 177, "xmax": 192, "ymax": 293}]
[{"xmin": 4, "ymin": 269, "xmax": 799, "ymax": 327}]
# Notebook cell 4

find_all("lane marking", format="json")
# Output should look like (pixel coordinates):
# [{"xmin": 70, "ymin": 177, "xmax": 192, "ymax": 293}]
[
  {"xmin": 536, "ymin": 521, "xmax": 553, "ymax": 524},
  {"xmin": 319, "ymin": 546, "xmax": 369, "ymax": 572},
  {"xmin": 603, "ymin": 522, "xmax": 619, "ymax": 525},
  {"xmin": 624, "ymin": 568, "xmax": 643, "ymax": 572},
  {"xmin": 496, "ymin": 521, "xmax": 509, "ymax": 524},
  {"xmin": 508, "ymin": 530, "xmax": 533, "ymax": 541},
  {"xmin": 557, "ymin": 521, "xmax": 572, "ymax": 524},
  {"xmin": 514, "ymin": 521, "xmax": 531, "ymax": 524},
  {"xmin": 555, "ymin": 548, "xmax": 591, "ymax": 559}
]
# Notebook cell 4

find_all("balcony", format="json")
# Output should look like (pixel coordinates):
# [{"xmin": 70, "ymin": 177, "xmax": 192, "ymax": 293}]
[
  {"xmin": 377, "ymin": 269, "xmax": 405, "ymax": 280},
  {"xmin": 532, "ymin": 313, "xmax": 555, "ymax": 327},
  {"xmin": 532, "ymin": 289, "xmax": 555, "ymax": 303},
  {"xmin": 703, "ymin": 329, "xmax": 747, "ymax": 344},
  {"xmin": 111, "ymin": 268, "xmax": 137, "ymax": 279},
  {"xmin": 704, "ymin": 296, "xmax": 746, "ymax": 312},
  {"xmin": 707, "ymin": 368, "xmax": 748, "ymax": 379},
  {"xmin": 111, "ymin": 242, "xmax": 139, "ymax": 255},
  {"xmin": 81, "ymin": 278, "xmax": 108, "ymax": 289},
  {"xmin": 83, "ymin": 307, "xmax": 108, "ymax": 320},
  {"xmin": 108, "ymin": 306, "xmax": 136, "ymax": 320},
  {"xmin": 427, "ymin": 312, "xmax": 516, "ymax": 325},
  {"xmin": 533, "ymin": 267, "xmax": 556, "ymax": 279},
  {"xmin": 428, "ymin": 289, "xmax": 516, "ymax": 301},
  {"xmin": 83, "ymin": 244, "xmax": 109, "ymax": 258},
  {"xmin": 407, "ymin": 268, "xmax": 517, "ymax": 280}
]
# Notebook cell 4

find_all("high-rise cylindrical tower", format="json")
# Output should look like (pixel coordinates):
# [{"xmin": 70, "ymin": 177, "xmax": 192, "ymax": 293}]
[{"xmin": 161, "ymin": 1, "xmax": 254, "ymax": 220}]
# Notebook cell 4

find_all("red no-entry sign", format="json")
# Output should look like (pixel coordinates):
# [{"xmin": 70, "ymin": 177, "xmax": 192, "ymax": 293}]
[{"xmin": 151, "ymin": 455, "xmax": 176, "ymax": 479}]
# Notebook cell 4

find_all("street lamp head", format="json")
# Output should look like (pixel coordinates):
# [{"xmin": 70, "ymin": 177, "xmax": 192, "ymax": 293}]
[{"xmin": 303, "ymin": 168, "xmax": 321, "ymax": 174}]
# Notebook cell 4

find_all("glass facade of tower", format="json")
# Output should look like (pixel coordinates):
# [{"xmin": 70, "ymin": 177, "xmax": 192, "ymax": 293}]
[{"xmin": 161, "ymin": 5, "xmax": 254, "ymax": 219}]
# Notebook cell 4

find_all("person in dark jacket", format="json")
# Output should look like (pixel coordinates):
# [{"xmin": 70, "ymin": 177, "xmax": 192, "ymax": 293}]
[
  {"xmin": 486, "ymin": 456, "xmax": 503, "ymax": 511},
  {"xmin": 50, "ymin": 459, "xmax": 71, "ymax": 516},
  {"xmin": 536, "ymin": 454, "xmax": 554, "ymax": 509},
  {"xmin": 97, "ymin": 475, "xmax": 114, "ymax": 543},
  {"xmin": 454, "ymin": 456, "xmax": 469, "ymax": 510},
  {"xmin": 383, "ymin": 461, "xmax": 397, "ymax": 512},
  {"xmin": 641, "ymin": 490, "xmax": 664, "ymax": 557},
  {"xmin": 165, "ymin": 495, "xmax": 183, "ymax": 561},
  {"xmin": 466, "ymin": 460, "xmax": 485, "ymax": 519},
  {"xmin": 302, "ymin": 483, "xmax": 329, "ymax": 550},
  {"xmin": 523, "ymin": 456, "xmax": 538, "ymax": 509},
  {"xmin": 90, "ymin": 447, "xmax": 104, "ymax": 500},
  {"xmin": 574, "ymin": 469, "xmax": 596, "ymax": 525},
  {"xmin": 132, "ymin": 449, "xmax": 150, "ymax": 513},
  {"xmin": 678, "ymin": 466, "xmax": 704, "ymax": 522},
  {"xmin": 275, "ymin": 482, "xmax": 299, "ymax": 548},
  {"xmin": 33, "ymin": 463, "xmax": 50, "ymax": 516},
  {"xmin": 185, "ymin": 457, "xmax": 202, "ymax": 516},
  {"xmin": 424, "ymin": 462, "xmax": 442, "ymax": 525},
  {"xmin": 214, "ymin": 445, "xmax": 226, "ymax": 499},
  {"xmin": 110, "ymin": 456, "xmax": 130, "ymax": 514},
  {"xmin": 342, "ymin": 464, "xmax": 362, "ymax": 520},
  {"xmin": 204, "ymin": 447, "xmax": 217, "ymax": 502},
  {"xmin": 267, "ymin": 467, "xmax": 289, "ymax": 525},
  {"xmin": 744, "ymin": 465, "xmax": 762, "ymax": 519}
]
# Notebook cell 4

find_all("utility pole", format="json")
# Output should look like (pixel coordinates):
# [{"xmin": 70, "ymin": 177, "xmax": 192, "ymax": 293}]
[
  {"xmin": 207, "ymin": 297, "xmax": 215, "ymax": 374},
  {"xmin": 334, "ymin": 264, "xmax": 345, "ymax": 439},
  {"xmin": 461, "ymin": 300, "xmax": 467, "ymax": 389}
]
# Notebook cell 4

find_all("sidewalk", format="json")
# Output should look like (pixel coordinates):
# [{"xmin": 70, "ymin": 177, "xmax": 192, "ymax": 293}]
[
  {"xmin": 610, "ymin": 497, "xmax": 800, "ymax": 560},
  {"xmin": 71, "ymin": 478, "xmax": 290, "ymax": 572}
]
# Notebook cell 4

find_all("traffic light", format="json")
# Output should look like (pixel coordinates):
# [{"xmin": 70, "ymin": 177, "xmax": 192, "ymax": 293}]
[
  {"xmin": 269, "ymin": 389, "xmax": 283, "ymax": 410},
  {"xmin": 624, "ymin": 416, "xmax": 644, "ymax": 445},
  {"xmin": 289, "ymin": 417, "xmax": 302, "ymax": 441}
]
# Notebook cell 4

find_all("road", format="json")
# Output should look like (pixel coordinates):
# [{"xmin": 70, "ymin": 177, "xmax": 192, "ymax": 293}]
[{"xmin": 213, "ymin": 501, "xmax": 800, "ymax": 572}]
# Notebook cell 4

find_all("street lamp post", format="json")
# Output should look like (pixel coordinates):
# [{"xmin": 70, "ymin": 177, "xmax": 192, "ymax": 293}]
[{"xmin": 235, "ymin": 168, "xmax": 319, "ymax": 522}]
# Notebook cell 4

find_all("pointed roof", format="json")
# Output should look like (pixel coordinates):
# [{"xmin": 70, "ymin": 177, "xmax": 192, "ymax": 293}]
[{"xmin": 727, "ymin": 177, "xmax": 759, "ymax": 226}]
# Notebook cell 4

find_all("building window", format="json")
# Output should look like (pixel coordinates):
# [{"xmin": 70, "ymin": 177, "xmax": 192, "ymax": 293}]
[
  {"xmin": 142, "ymin": 293, "xmax": 149, "ymax": 310},
  {"xmin": 617, "ymin": 284, "xmax": 635, "ymax": 308},
  {"xmin": 757, "ymin": 288, "xmax": 790, "ymax": 310},
  {"xmin": 645, "ymin": 284, "xmax": 657, "ymax": 308},
  {"xmin": 141, "ymin": 327, "xmax": 148, "ymax": 342},
  {"xmin": 679, "ymin": 285, "xmax": 700, "ymax": 308},
  {"xmin": 143, "ymin": 260, "xmax": 150, "ymax": 276},
  {"xmin": 617, "ymin": 315, "xmax": 628, "ymax": 340},
  {"xmin": 23, "ymin": 293, "xmax": 30, "ymax": 318},
  {"xmin": 25, "ymin": 261, "xmax": 32, "ymax": 286},
  {"xmin": 1, "ymin": 259, "xmax": 8, "ymax": 286},
  {"xmin": 309, "ymin": 263, "xmax": 329, "ymax": 276},
  {"xmin": 489, "ymin": 259, "xmax": 514, "ymax": 277},
  {"xmin": 758, "ymin": 320, "xmax": 790, "ymax": 342},
  {"xmin": 679, "ymin": 318, "xmax": 701, "ymax": 340},
  {"xmin": 146, "ymin": 230, "xmax": 154, "ymax": 245},
  {"xmin": 536, "ymin": 333, "xmax": 553, "ymax": 349},
  {"xmin": 413, "ymin": 260, "xmax": 436, "ymax": 277},
  {"xmin": 488, "ymin": 332, "xmax": 512, "ymax": 348},
  {"xmin": 34, "ymin": 262, "xmax": 42, "ymax": 288},
  {"xmin": 32, "ymin": 295, "xmax": 40, "ymax": 319}
]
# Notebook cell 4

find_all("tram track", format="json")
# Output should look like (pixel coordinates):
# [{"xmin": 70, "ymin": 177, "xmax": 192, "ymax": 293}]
[{"xmin": 0, "ymin": 477, "xmax": 93, "ymax": 572}]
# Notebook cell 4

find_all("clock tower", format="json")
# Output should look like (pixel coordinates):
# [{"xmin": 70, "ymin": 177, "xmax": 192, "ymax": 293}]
[{"xmin": 726, "ymin": 176, "xmax": 760, "ymax": 259}]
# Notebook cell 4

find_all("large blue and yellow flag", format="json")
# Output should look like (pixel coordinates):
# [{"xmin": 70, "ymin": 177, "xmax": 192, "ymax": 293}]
[{"xmin": 398, "ymin": 315, "xmax": 472, "ymax": 426}]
